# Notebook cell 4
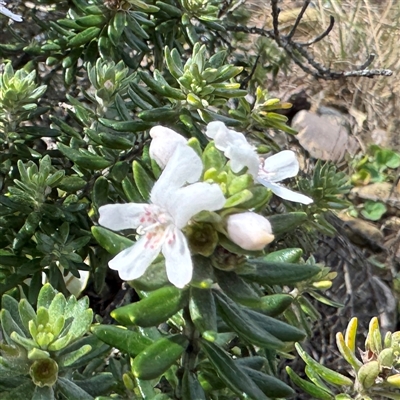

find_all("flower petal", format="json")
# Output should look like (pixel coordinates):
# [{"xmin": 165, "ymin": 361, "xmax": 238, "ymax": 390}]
[
  {"xmin": 99, "ymin": 203, "xmax": 147, "ymax": 231},
  {"xmin": 162, "ymin": 228, "xmax": 192, "ymax": 288},
  {"xmin": 166, "ymin": 182, "xmax": 226, "ymax": 228},
  {"xmin": 259, "ymin": 180, "xmax": 313, "ymax": 204},
  {"xmin": 151, "ymin": 144, "xmax": 203, "ymax": 204},
  {"xmin": 227, "ymin": 146, "xmax": 259, "ymax": 177},
  {"xmin": 109, "ymin": 237, "xmax": 160, "ymax": 280},
  {"xmin": 149, "ymin": 126, "xmax": 187, "ymax": 168},
  {"xmin": 259, "ymin": 150, "xmax": 299, "ymax": 182},
  {"xmin": 205, "ymin": 121, "xmax": 226, "ymax": 140},
  {"xmin": 0, "ymin": 3, "xmax": 22, "ymax": 21},
  {"xmin": 206, "ymin": 121, "xmax": 248, "ymax": 151},
  {"xmin": 206, "ymin": 122, "xmax": 259, "ymax": 177}
]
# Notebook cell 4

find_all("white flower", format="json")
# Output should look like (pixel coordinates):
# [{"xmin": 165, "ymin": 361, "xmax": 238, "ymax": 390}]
[
  {"xmin": 206, "ymin": 122, "xmax": 313, "ymax": 205},
  {"xmin": 257, "ymin": 151, "xmax": 313, "ymax": 205},
  {"xmin": 149, "ymin": 125, "xmax": 187, "ymax": 169},
  {"xmin": 205, "ymin": 121, "xmax": 259, "ymax": 177},
  {"xmin": 226, "ymin": 212, "xmax": 274, "ymax": 250},
  {"xmin": 99, "ymin": 144, "xmax": 226, "ymax": 288},
  {"xmin": 0, "ymin": 1, "xmax": 22, "ymax": 21}
]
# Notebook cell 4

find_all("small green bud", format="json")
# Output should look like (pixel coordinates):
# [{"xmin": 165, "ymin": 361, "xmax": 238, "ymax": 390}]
[
  {"xmin": 387, "ymin": 373, "xmax": 400, "ymax": 388},
  {"xmin": 357, "ymin": 361, "xmax": 380, "ymax": 389},
  {"xmin": 311, "ymin": 280, "xmax": 333, "ymax": 290},
  {"xmin": 228, "ymin": 174, "xmax": 254, "ymax": 195},
  {"xmin": 384, "ymin": 331, "xmax": 392, "ymax": 348},
  {"xmin": 186, "ymin": 223, "xmax": 219, "ymax": 257},
  {"xmin": 211, "ymin": 246, "xmax": 246, "ymax": 271},
  {"xmin": 30, "ymin": 358, "xmax": 58, "ymax": 387},
  {"xmin": 378, "ymin": 348, "xmax": 394, "ymax": 368}
]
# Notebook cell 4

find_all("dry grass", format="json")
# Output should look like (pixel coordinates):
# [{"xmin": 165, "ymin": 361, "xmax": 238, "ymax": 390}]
[{"xmin": 246, "ymin": 0, "xmax": 400, "ymax": 150}]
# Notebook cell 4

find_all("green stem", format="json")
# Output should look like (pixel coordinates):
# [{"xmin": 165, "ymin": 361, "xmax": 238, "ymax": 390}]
[{"xmin": 178, "ymin": 305, "xmax": 200, "ymax": 399}]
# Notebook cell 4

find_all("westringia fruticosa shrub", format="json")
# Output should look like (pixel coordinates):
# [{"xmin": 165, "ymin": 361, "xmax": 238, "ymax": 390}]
[{"xmin": 0, "ymin": 0, "xmax": 365, "ymax": 399}]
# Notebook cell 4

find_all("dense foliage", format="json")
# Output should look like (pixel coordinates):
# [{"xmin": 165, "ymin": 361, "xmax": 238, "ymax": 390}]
[{"xmin": 0, "ymin": 1, "xmax": 398, "ymax": 399}]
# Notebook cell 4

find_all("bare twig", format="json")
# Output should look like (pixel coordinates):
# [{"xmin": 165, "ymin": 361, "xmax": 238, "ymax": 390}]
[
  {"xmin": 356, "ymin": 53, "xmax": 375, "ymax": 70},
  {"xmin": 287, "ymin": 0, "xmax": 311, "ymax": 41},
  {"xmin": 240, "ymin": 55, "xmax": 260, "ymax": 89},
  {"xmin": 225, "ymin": 24, "xmax": 393, "ymax": 80},
  {"xmin": 298, "ymin": 15, "xmax": 335, "ymax": 46},
  {"xmin": 270, "ymin": 0, "xmax": 281, "ymax": 45},
  {"xmin": 343, "ymin": 69, "xmax": 392, "ymax": 78}
]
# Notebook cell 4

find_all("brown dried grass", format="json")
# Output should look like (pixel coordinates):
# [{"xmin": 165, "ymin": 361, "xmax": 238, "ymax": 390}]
[{"xmin": 246, "ymin": 0, "xmax": 400, "ymax": 149}]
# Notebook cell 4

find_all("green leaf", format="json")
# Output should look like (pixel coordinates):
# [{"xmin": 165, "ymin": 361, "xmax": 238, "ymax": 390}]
[
  {"xmin": 130, "ymin": 259, "xmax": 169, "ymax": 291},
  {"xmin": 37, "ymin": 283, "xmax": 57, "ymax": 309},
  {"xmin": 68, "ymin": 27, "xmax": 101, "ymax": 47},
  {"xmin": 269, "ymin": 212, "xmax": 308, "ymax": 235},
  {"xmin": 91, "ymin": 226, "xmax": 134, "ymax": 256},
  {"xmin": 32, "ymin": 384, "xmax": 55, "ymax": 399},
  {"xmin": 0, "ymin": 309, "xmax": 26, "ymax": 341},
  {"xmin": 286, "ymin": 366, "xmax": 334, "ymax": 400},
  {"xmin": 48, "ymin": 293, "xmax": 67, "ymax": 324},
  {"xmin": 91, "ymin": 325, "xmax": 153, "ymax": 357},
  {"xmin": 18, "ymin": 299, "xmax": 37, "ymax": 332},
  {"xmin": 57, "ymin": 377, "xmax": 94, "ymax": 400},
  {"xmin": 58, "ymin": 176, "xmax": 86, "ymax": 192},
  {"xmin": 2, "ymin": 295, "xmax": 26, "ymax": 335},
  {"xmin": 70, "ymin": 373, "xmax": 116, "ymax": 397},
  {"xmin": 132, "ymin": 161, "xmax": 154, "ymax": 202},
  {"xmin": 361, "ymin": 200, "xmax": 387, "ymax": 221},
  {"xmin": 213, "ymin": 290, "xmax": 284, "ymax": 349},
  {"xmin": 58, "ymin": 143, "xmax": 112, "ymax": 170},
  {"xmin": 98, "ymin": 118, "xmax": 152, "ymax": 132},
  {"xmin": 237, "ymin": 260, "xmax": 321, "ymax": 285},
  {"xmin": 27, "ymin": 347, "xmax": 51, "ymax": 360},
  {"xmin": 200, "ymin": 339, "xmax": 270, "ymax": 400},
  {"xmin": 264, "ymin": 248, "xmax": 303, "ymax": 263},
  {"xmin": 308, "ymin": 291, "xmax": 344, "ymax": 308},
  {"xmin": 243, "ymin": 308, "xmax": 306, "ymax": 342},
  {"xmin": 243, "ymin": 367, "xmax": 295, "ymax": 398},
  {"xmin": 295, "ymin": 343, "xmax": 353, "ymax": 386},
  {"xmin": 182, "ymin": 370, "xmax": 207, "ymax": 400},
  {"xmin": 10, "ymin": 332, "xmax": 37, "ymax": 350},
  {"xmin": 1, "ymin": 381, "xmax": 36, "ymax": 400},
  {"xmin": 58, "ymin": 344, "xmax": 92, "ymax": 367},
  {"xmin": 92, "ymin": 176, "xmax": 110, "ymax": 210},
  {"xmin": 214, "ymin": 269, "xmax": 261, "ymax": 307}
]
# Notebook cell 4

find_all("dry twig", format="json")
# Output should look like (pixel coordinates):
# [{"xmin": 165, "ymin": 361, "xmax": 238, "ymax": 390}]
[{"xmin": 225, "ymin": 1, "xmax": 393, "ymax": 81}]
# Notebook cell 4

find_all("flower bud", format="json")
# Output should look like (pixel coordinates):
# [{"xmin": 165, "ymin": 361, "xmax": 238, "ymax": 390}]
[
  {"xmin": 387, "ymin": 373, "xmax": 400, "ymax": 388},
  {"xmin": 378, "ymin": 348, "xmax": 394, "ymax": 368},
  {"xmin": 357, "ymin": 360, "xmax": 380, "ymax": 389},
  {"xmin": 149, "ymin": 126, "xmax": 187, "ymax": 168},
  {"xmin": 226, "ymin": 212, "xmax": 274, "ymax": 251},
  {"xmin": 311, "ymin": 280, "xmax": 333, "ymax": 290},
  {"xmin": 30, "ymin": 358, "xmax": 58, "ymax": 387},
  {"xmin": 186, "ymin": 223, "xmax": 219, "ymax": 257}
]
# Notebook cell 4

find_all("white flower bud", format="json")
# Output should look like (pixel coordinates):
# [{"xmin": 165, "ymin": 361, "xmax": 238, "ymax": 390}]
[{"xmin": 226, "ymin": 212, "xmax": 274, "ymax": 251}]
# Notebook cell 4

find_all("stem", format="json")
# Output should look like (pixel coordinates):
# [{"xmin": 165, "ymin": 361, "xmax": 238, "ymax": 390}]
[
  {"xmin": 182, "ymin": 305, "xmax": 200, "ymax": 371},
  {"xmin": 176, "ymin": 305, "xmax": 202, "ymax": 399}
]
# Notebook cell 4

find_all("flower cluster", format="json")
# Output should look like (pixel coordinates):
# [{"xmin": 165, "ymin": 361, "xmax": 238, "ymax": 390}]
[
  {"xmin": 98, "ymin": 123, "xmax": 312, "ymax": 288},
  {"xmin": 99, "ymin": 142, "xmax": 225, "ymax": 288}
]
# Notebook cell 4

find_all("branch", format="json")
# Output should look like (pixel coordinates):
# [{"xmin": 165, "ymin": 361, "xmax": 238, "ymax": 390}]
[
  {"xmin": 225, "ymin": 24, "xmax": 392, "ymax": 80},
  {"xmin": 270, "ymin": 0, "xmax": 281, "ymax": 45},
  {"xmin": 298, "ymin": 15, "xmax": 335, "ymax": 46},
  {"xmin": 287, "ymin": 0, "xmax": 311, "ymax": 41},
  {"xmin": 356, "ymin": 53, "xmax": 375, "ymax": 70}
]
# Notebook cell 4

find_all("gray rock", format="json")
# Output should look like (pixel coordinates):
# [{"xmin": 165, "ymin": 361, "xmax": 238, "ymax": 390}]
[{"xmin": 292, "ymin": 110, "xmax": 359, "ymax": 161}]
